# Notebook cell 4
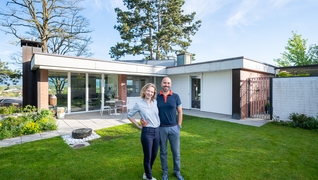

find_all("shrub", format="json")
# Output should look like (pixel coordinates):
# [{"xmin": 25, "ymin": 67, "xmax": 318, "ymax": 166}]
[
  {"xmin": 272, "ymin": 113, "xmax": 318, "ymax": 131},
  {"xmin": 288, "ymin": 113, "xmax": 318, "ymax": 130},
  {"xmin": 33, "ymin": 109, "xmax": 54, "ymax": 122},
  {"xmin": 22, "ymin": 105, "xmax": 37, "ymax": 115},
  {"xmin": 0, "ymin": 108, "xmax": 57, "ymax": 140},
  {"xmin": 0, "ymin": 116, "xmax": 28, "ymax": 139},
  {"xmin": 37, "ymin": 117, "xmax": 57, "ymax": 131},
  {"xmin": 22, "ymin": 122, "xmax": 40, "ymax": 134},
  {"xmin": 0, "ymin": 105, "xmax": 22, "ymax": 115}
]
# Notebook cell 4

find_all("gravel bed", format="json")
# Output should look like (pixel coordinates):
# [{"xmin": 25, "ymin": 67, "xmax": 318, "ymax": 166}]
[{"xmin": 61, "ymin": 132, "xmax": 101, "ymax": 145}]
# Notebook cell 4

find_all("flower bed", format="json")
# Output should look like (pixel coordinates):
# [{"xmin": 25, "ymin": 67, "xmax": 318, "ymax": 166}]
[{"xmin": 0, "ymin": 105, "xmax": 57, "ymax": 140}]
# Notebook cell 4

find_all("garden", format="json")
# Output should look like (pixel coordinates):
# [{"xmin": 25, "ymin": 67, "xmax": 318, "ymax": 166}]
[{"xmin": 0, "ymin": 114, "xmax": 317, "ymax": 179}]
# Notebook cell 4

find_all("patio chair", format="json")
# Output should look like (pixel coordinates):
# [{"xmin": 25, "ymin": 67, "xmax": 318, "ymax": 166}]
[
  {"xmin": 100, "ymin": 100, "xmax": 112, "ymax": 116},
  {"xmin": 121, "ymin": 99, "xmax": 130, "ymax": 115},
  {"xmin": 113, "ymin": 100, "xmax": 124, "ymax": 115}
]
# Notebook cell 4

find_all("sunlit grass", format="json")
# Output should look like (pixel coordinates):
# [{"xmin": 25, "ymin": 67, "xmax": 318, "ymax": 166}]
[{"xmin": 0, "ymin": 115, "xmax": 317, "ymax": 179}]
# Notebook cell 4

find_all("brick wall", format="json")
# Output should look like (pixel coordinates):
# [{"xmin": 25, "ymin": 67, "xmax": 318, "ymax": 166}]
[{"xmin": 272, "ymin": 77, "xmax": 318, "ymax": 121}]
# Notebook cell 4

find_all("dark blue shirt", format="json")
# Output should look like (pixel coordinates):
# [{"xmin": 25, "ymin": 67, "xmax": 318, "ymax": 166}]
[{"xmin": 157, "ymin": 91, "xmax": 182, "ymax": 126}]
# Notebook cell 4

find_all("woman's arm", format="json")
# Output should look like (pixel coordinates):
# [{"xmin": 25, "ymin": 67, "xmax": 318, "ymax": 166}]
[{"xmin": 128, "ymin": 117, "xmax": 142, "ymax": 129}]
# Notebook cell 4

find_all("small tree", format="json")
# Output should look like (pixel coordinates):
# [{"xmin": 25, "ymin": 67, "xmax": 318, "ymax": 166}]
[
  {"xmin": 274, "ymin": 31, "xmax": 316, "ymax": 67},
  {"xmin": 0, "ymin": 60, "xmax": 21, "ymax": 88}
]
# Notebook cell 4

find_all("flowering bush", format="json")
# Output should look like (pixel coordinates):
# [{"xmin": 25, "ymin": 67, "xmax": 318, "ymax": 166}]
[
  {"xmin": 22, "ymin": 122, "xmax": 40, "ymax": 134},
  {"xmin": 0, "ymin": 108, "xmax": 57, "ymax": 140}
]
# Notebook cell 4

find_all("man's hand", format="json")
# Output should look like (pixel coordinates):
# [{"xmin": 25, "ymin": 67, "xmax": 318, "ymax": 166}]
[{"xmin": 140, "ymin": 118, "xmax": 149, "ymax": 127}]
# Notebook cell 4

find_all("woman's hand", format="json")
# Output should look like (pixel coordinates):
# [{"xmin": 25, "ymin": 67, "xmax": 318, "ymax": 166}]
[{"xmin": 140, "ymin": 118, "xmax": 149, "ymax": 127}]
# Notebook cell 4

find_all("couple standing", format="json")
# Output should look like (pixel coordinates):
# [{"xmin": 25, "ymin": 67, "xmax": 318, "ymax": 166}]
[{"xmin": 127, "ymin": 77, "xmax": 184, "ymax": 180}]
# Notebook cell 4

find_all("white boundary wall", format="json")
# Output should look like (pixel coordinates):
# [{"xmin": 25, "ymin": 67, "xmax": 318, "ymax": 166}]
[{"xmin": 272, "ymin": 77, "xmax": 318, "ymax": 121}]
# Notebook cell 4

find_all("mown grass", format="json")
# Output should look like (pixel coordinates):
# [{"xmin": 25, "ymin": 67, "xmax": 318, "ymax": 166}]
[{"xmin": 0, "ymin": 115, "xmax": 317, "ymax": 180}]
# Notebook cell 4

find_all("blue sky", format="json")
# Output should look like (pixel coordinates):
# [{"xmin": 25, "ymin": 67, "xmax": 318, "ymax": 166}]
[{"xmin": 1, "ymin": 0, "xmax": 318, "ymax": 70}]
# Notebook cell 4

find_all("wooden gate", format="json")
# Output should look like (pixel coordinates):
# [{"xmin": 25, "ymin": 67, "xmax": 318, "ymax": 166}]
[{"xmin": 241, "ymin": 77, "xmax": 271, "ymax": 119}]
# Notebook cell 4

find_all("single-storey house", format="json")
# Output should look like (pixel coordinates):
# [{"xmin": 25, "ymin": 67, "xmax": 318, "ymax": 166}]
[{"xmin": 22, "ymin": 40, "xmax": 276, "ymax": 120}]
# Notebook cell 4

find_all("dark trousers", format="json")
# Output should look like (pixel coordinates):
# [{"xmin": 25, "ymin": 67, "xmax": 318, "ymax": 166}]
[{"xmin": 141, "ymin": 127, "xmax": 160, "ymax": 179}]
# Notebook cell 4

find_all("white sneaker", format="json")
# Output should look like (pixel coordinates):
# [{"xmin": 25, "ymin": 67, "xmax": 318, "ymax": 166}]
[{"xmin": 143, "ymin": 173, "xmax": 157, "ymax": 180}]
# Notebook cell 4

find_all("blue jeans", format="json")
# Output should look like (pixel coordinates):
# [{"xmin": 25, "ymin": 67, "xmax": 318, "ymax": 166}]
[
  {"xmin": 141, "ymin": 127, "xmax": 160, "ymax": 179},
  {"xmin": 159, "ymin": 125, "xmax": 181, "ymax": 175}
]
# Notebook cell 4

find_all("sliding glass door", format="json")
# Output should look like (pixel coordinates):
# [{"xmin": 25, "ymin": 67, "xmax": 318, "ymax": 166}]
[{"xmin": 71, "ymin": 73, "xmax": 86, "ymax": 112}]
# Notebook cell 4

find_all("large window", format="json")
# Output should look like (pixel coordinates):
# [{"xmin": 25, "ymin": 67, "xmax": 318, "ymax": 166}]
[
  {"xmin": 48, "ymin": 72, "xmax": 68, "ymax": 107},
  {"xmin": 126, "ymin": 76, "xmax": 154, "ymax": 97},
  {"xmin": 104, "ymin": 74, "xmax": 118, "ymax": 100}
]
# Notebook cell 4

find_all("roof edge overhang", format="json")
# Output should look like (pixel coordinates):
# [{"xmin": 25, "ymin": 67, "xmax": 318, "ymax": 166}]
[
  {"xmin": 166, "ymin": 56, "xmax": 275, "ymax": 75},
  {"xmin": 31, "ymin": 53, "xmax": 167, "ymax": 76}
]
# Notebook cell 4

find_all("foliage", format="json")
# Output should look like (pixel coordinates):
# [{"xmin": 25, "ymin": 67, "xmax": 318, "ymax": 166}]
[
  {"xmin": 0, "ymin": 105, "xmax": 21, "ymax": 115},
  {"xmin": 0, "ymin": 60, "xmax": 22, "ymax": 87},
  {"xmin": 0, "ymin": 108, "xmax": 56, "ymax": 140},
  {"xmin": 36, "ymin": 117, "xmax": 57, "ymax": 131},
  {"xmin": 277, "ymin": 71, "xmax": 310, "ymax": 77},
  {"xmin": 274, "ymin": 31, "xmax": 318, "ymax": 67},
  {"xmin": 1, "ymin": 117, "xmax": 318, "ymax": 179},
  {"xmin": 110, "ymin": 0, "xmax": 202, "ymax": 60},
  {"xmin": 0, "ymin": 116, "xmax": 28, "ymax": 139},
  {"xmin": 22, "ymin": 122, "xmax": 40, "ymax": 134},
  {"xmin": 272, "ymin": 113, "xmax": 318, "ymax": 130},
  {"xmin": 22, "ymin": 105, "xmax": 37, "ymax": 115},
  {"xmin": 308, "ymin": 44, "xmax": 318, "ymax": 64}
]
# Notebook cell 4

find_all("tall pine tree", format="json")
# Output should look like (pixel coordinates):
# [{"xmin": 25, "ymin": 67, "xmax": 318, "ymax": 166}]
[{"xmin": 110, "ymin": 0, "xmax": 201, "ymax": 60}]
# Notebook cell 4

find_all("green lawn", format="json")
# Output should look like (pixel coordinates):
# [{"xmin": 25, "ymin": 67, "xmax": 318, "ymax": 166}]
[{"xmin": 0, "ymin": 115, "xmax": 317, "ymax": 180}]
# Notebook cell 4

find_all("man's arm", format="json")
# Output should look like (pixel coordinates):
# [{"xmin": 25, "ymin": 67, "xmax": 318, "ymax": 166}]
[{"xmin": 177, "ymin": 105, "xmax": 183, "ymax": 127}]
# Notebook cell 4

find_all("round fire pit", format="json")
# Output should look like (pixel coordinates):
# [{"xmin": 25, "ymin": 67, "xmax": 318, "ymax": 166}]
[{"xmin": 72, "ymin": 128, "xmax": 92, "ymax": 139}]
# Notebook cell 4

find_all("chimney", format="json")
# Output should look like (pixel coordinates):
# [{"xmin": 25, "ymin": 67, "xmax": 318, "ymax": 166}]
[
  {"xmin": 21, "ymin": 39, "xmax": 42, "ymax": 48},
  {"xmin": 177, "ymin": 53, "xmax": 191, "ymax": 66},
  {"xmin": 21, "ymin": 40, "xmax": 43, "ymax": 108}
]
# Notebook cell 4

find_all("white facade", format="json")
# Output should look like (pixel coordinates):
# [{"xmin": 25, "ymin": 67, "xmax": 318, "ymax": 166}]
[
  {"xmin": 29, "ymin": 52, "xmax": 276, "ymax": 119},
  {"xmin": 202, "ymin": 70, "xmax": 232, "ymax": 115}
]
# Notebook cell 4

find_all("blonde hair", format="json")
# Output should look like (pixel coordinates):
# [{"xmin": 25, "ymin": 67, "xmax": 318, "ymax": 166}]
[{"xmin": 140, "ymin": 83, "xmax": 157, "ymax": 101}]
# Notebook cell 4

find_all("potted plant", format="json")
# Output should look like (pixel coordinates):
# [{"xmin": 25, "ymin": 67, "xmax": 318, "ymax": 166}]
[
  {"xmin": 56, "ymin": 107, "xmax": 66, "ymax": 119},
  {"xmin": 265, "ymin": 102, "xmax": 270, "ymax": 114}
]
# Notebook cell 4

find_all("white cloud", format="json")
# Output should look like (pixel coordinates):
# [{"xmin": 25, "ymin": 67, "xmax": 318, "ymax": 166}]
[
  {"xmin": 82, "ymin": 0, "xmax": 125, "ymax": 12},
  {"xmin": 226, "ymin": 0, "xmax": 259, "ymax": 28},
  {"xmin": 270, "ymin": 0, "xmax": 292, "ymax": 8},
  {"xmin": 182, "ymin": 0, "xmax": 227, "ymax": 19},
  {"xmin": 0, "ymin": 50, "xmax": 12, "ymax": 56}
]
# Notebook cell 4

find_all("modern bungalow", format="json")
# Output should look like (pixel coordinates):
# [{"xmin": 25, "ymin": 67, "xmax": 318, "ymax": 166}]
[{"xmin": 22, "ymin": 40, "xmax": 276, "ymax": 120}]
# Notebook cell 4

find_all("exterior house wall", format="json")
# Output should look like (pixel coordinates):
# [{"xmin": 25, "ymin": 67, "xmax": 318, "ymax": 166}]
[
  {"xmin": 169, "ymin": 75, "xmax": 191, "ymax": 109},
  {"xmin": 202, "ymin": 70, "xmax": 232, "ymax": 115},
  {"xmin": 272, "ymin": 77, "xmax": 318, "ymax": 121},
  {"xmin": 37, "ymin": 69, "xmax": 48, "ymax": 110}
]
